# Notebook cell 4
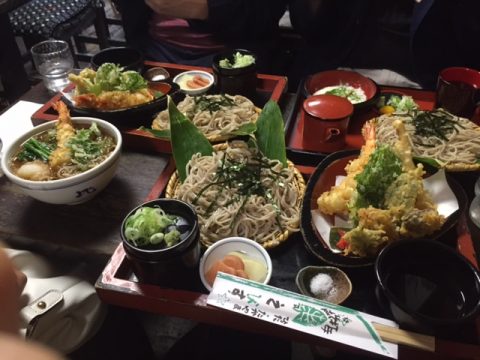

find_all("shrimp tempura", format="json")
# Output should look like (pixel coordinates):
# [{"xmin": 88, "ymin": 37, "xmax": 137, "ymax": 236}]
[
  {"xmin": 49, "ymin": 101, "xmax": 75, "ymax": 170},
  {"xmin": 317, "ymin": 121, "xmax": 377, "ymax": 216}
]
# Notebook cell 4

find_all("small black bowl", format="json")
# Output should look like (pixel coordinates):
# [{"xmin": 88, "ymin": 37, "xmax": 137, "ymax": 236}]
[
  {"xmin": 375, "ymin": 239, "xmax": 480, "ymax": 335},
  {"xmin": 121, "ymin": 198, "xmax": 201, "ymax": 288},
  {"xmin": 91, "ymin": 46, "xmax": 144, "ymax": 72},
  {"xmin": 212, "ymin": 49, "xmax": 257, "ymax": 99}
]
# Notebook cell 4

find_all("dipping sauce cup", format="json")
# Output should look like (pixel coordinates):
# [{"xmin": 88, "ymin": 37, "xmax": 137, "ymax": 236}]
[
  {"xmin": 435, "ymin": 67, "xmax": 480, "ymax": 121},
  {"xmin": 302, "ymin": 95, "xmax": 354, "ymax": 153}
]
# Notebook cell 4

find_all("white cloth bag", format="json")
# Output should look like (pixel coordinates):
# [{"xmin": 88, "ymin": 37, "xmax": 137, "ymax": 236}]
[{"xmin": 6, "ymin": 248, "xmax": 106, "ymax": 354}]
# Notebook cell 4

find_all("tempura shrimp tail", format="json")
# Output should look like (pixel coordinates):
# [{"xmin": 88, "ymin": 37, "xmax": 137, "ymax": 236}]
[
  {"xmin": 317, "ymin": 121, "xmax": 377, "ymax": 216},
  {"xmin": 49, "ymin": 101, "xmax": 75, "ymax": 169}
]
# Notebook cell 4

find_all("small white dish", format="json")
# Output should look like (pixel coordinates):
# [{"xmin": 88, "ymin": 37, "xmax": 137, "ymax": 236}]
[
  {"xmin": 199, "ymin": 236, "xmax": 272, "ymax": 292},
  {"xmin": 173, "ymin": 70, "xmax": 214, "ymax": 96}
]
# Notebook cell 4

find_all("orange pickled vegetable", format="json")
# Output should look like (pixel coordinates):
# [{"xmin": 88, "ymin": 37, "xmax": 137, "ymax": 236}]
[
  {"xmin": 223, "ymin": 255, "xmax": 245, "ymax": 270},
  {"xmin": 205, "ymin": 260, "xmax": 236, "ymax": 286},
  {"xmin": 205, "ymin": 254, "xmax": 248, "ymax": 286}
]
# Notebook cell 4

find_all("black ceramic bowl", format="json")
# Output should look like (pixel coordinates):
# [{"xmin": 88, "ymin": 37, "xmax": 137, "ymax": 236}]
[
  {"xmin": 375, "ymin": 239, "xmax": 480, "ymax": 335},
  {"xmin": 121, "ymin": 198, "xmax": 201, "ymax": 288},
  {"xmin": 91, "ymin": 46, "xmax": 144, "ymax": 72},
  {"xmin": 212, "ymin": 49, "xmax": 257, "ymax": 99},
  {"xmin": 62, "ymin": 81, "xmax": 182, "ymax": 127}
]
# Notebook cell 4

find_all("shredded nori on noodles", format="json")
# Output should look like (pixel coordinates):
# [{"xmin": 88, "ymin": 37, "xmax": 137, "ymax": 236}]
[
  {"xmin": 192, "ymin": 151, "xmax": 285, "ymax": 229},
  {"xmin": 412, "ymin": 109, "xmax": 465, "ymax": 142}
]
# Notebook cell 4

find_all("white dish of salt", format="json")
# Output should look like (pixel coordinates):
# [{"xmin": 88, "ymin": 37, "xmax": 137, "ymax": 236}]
[{"xmin": 296, "ymin": 266, "xmax": 352, "ymax": 305}]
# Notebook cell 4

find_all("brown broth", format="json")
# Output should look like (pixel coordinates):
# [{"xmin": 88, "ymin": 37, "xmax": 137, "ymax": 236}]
[{"xmin": 10, "ymin": 125, "xmax": 115, "ymax": 181}]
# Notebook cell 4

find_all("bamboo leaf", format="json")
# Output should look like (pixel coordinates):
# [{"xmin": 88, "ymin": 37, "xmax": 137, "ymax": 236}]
[
  {"xmin": 168, "ymin": 96, "xmax": 213, "ymax": 182},
  {"xmin": 138, "ymin": 126, "xmax": 171, "ymax": 139},
  {"xmin": 255, "ymin": 100, "xmax": 287, "ymax": 167},
  {"xmin": 230, "ymin": 122, "xmax": 257, "ymax": 136}
]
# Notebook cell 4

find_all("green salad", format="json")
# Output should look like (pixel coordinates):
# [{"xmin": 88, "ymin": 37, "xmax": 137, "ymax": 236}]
[
  {"xmin": 377, "ymin": 94, "xmax": 418, "ymax": 114},
  {"xmin": 219, "ymin": 52, "xmax": 255, "ymax": 69}
]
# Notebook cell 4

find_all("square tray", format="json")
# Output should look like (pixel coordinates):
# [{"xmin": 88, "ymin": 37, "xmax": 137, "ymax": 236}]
[
  {"xmin": 30, "ymin": 61, "xmax": 288, "ymax": 154},
  {"xmin": 96, "ymin": 154, "xmax": 480, "ymax": 359}
]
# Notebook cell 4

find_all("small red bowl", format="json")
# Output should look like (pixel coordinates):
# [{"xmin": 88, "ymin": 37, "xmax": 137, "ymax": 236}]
[{"xmin": 304, "ymin": 70, "xmax": 379, "ymax": 111}]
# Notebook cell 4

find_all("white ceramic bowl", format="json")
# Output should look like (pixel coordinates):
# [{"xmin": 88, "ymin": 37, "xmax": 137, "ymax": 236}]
[
  {"xmin": 199, "ymin": 236, "xmax": 272, "ymax": 292},
  {"xmin": 173, "ymin": 70, "xmax": 214, "ymax": 96},
  {"xmin": 1, "ymin": 117, "xmax": 122, "ymax": 205}
]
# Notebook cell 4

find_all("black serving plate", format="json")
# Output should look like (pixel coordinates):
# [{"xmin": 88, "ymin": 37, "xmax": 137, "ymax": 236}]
[
  {"xmin": 61, "ymin": 82, "xmax": 183, "ymax": 127},
  {"xmin": 300, "ymin": 149, "xmax": 467, "ymax": 268}
]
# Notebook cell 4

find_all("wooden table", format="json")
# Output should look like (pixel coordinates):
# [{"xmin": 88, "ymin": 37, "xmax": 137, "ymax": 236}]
[{"xmin": 0, "ymin": 82, "xmax": 170, "ymax": 262}]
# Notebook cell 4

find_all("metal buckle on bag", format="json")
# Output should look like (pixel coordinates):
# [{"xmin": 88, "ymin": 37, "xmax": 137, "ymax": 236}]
[{"xmin": 21, "ymin": 289, "xmax": 64, "ymax": 338}]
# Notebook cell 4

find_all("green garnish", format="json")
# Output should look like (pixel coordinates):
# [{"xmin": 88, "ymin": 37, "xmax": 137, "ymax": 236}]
[
  {"xmin": 324, "ymin": 86, "xmax": 364, "ymax": 103},
  {"xmin": 350, "ymin": 145, "xmax": 403, "ymax": 221},
  {"xmin": 17, "ymin": 138, "xmax": 54, "ymax": 162},
  {"xmin": 412, "ymin": 109, "xmax": 464, "ymax": 142},
  {"xmin": 66, "ymin": 123, "xmax": 115, "ymax": 171},
  {"xmin": 219, "ymin": 52, "xmax": 255, "ymax": 69},
  {"xmin": 124, "ymin": 206, "xmax": 181, "ymax": 248}
]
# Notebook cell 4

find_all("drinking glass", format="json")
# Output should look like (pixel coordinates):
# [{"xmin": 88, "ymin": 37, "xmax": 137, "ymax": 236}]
[{"xmin": 31, "ymin": 40, "xmax": 74, "ymax": 94}]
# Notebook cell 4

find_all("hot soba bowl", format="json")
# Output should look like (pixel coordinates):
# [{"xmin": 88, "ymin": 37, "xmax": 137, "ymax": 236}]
[{"xmin": 1, "ymin": 116, "xmax": 122, "ymax": 205}]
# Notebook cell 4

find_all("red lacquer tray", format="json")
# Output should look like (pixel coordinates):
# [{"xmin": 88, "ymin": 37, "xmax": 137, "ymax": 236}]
[
  {"xmin": 95, "ymin": 86, "xmax": 480, "ymax": 358},
  {"xmin": 96, "ymin": 158, "xmax": 480, "ymax": 359},
  {"xmin": 30, "ymin": 61, "xmax": 288, "ymax": 154}
]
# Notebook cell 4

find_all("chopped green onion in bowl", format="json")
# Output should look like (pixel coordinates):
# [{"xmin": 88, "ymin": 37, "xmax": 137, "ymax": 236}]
[{"xmin": 123, "ymin": 205, "xmax": 182, "ymax": 248}]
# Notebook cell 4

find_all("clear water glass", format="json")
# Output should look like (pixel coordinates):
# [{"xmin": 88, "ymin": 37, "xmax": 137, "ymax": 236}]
[{"xmin": 31, "ymin": 40, "xmax": 74, "ymax": 94}]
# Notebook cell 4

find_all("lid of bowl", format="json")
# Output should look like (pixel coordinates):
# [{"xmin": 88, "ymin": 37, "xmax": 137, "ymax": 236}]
[{"xmin": 303, "ymin": 95, "xmax": 354, "ymax": 120}]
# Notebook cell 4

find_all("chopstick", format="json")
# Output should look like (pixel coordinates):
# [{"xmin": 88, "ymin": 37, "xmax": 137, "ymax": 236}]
[{"xmin": 373, "ymin": 322, "xmax": 435, "ymax": 352}]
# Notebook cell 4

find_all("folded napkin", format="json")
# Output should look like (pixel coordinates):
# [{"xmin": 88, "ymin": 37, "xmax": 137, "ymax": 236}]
[{"xmin": 0, "ymin": 100, "xmax": 41, "ymax": 160}]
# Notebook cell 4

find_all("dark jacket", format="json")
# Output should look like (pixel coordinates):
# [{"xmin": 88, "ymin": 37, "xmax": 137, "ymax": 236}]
[{"xmin": 289, "ymin": 0, "xmax": 480, "ymax": 89}]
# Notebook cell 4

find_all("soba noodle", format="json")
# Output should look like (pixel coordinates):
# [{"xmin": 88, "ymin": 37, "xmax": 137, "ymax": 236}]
[
  {"xmin": 374, "ymin": 110, "xmax": 480, "ymax": 170},
  {"xmin": 173, "ymin": 141, "xmax": 301, "ymax": 245},
  {"xmin": 152, "ymin": 94, "xmax": 258, "ymax": 140}
]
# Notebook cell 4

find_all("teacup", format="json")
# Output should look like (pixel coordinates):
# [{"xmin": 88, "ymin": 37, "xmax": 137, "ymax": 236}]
[
  {"xmin": 435, "ymin": 67, "xmax": 480, "ymax": 121},
  {"xmin": 302, "ymin": 95, "xmax": 353, "ymax": 153}
]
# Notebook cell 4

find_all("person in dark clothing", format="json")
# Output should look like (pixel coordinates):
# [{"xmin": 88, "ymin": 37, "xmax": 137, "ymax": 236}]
[
  {"xmin": 112, "ymin": 0, "xmax": 289, "ymax": 73},
  {"xmin": 288, "ymin": 0, "xmax": 480, "ymax": 89}
]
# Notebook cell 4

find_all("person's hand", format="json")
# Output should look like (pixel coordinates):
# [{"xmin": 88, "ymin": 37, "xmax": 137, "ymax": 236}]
[
  {"xmin": 145, "ymin": 0, "xmax": 208, "ymax": 20},
  {"xmin": 0, "ymin": 334, "xmax": 64, "ymax": 360},
  {"xmin": 0, "ymin": 247, "xmax": 64, "ymax": 360},
  {"xmin": 0, "ymin": 247, "xmax": 27, "ymax": 334}
]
